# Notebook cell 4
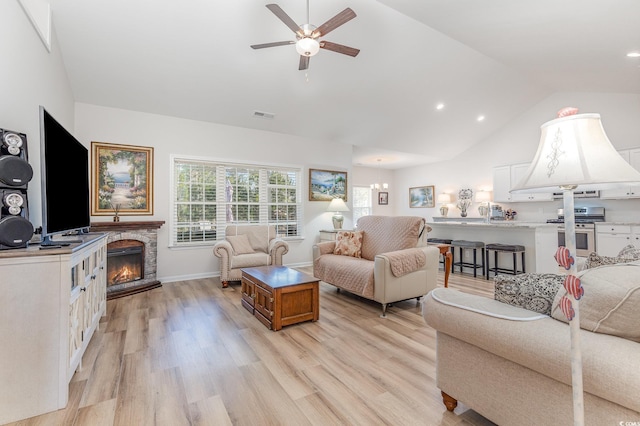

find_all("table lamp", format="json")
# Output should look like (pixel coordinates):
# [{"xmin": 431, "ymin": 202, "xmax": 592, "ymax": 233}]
[
  {"xmin": 327, "ymin": 198, "xmax": 349, "ymax": 230},
  {"xmin": 511, "ymin": 107, "xmax": 640, "ymax": 425},
  {"xmin": 437, "ymin": 193, "xmax": 453, "ymax": 217}
]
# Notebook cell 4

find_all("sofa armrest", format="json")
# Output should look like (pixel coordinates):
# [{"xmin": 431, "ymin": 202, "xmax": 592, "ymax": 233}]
[
  {"xmin": 372, "ymin": 245, "xmax": 439, "ymax": 303},
  {"xmin": 213, "ymin": 240, "xmax": 233, "ymax": 283},
  {"xmin": 312, "ymin": 241, "xmax": 336, "ymax": 260},
  {"xmin": 269, "ymin": 238, "xmax": 289, "ymax": 265},
  {"xmin": 213, "ymin": 240, "xmax": 233, "ymax": 258}
]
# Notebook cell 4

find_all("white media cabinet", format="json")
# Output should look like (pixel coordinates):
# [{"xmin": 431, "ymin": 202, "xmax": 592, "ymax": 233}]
[{"xmin": 0, "ymin": 233, "xmax": 107, "ymax": 424}]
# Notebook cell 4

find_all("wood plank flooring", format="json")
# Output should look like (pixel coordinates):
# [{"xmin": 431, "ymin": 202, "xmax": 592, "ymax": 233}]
[{"xmin": 8, "ymin": 267, "xmax": 496, "ymax": 426}]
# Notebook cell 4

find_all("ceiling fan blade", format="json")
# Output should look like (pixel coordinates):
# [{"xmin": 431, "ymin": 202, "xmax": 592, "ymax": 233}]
[
  {"xmin": 320, "ymin": 41, "xmax": 360, "ymax": 57},
  {"xmin": 266, "ymin": 4, "xmax": 303, "ymax": 36},
  {"xmin": 312, "ymin": 8, "xmax": 356, "ymax": 38},
  {"xmin": 299, "ymin": 55, "xmax": 310, "ymax": 71},
  {"xmin": 251, "ymin": 41, "xmax": 295, "ymax": 50}
]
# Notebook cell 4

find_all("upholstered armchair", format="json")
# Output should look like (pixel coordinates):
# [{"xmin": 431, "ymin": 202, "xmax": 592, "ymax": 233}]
[
  {"xmin": 213, "ymin": 225, "xmax": 289, "ymax": 288},
  {"xmin": 312, "ymin": 215, "xmax": 439, "ymax": 317}
]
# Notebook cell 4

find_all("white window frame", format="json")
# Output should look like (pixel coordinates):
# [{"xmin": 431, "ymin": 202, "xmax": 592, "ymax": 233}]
[
  {"xmin": 352, "ymin": 185, "xmax": 373, "ymax": 225},
  {"xmin": 170, "ymin": 155, "xmax": 303, "ymax": 247}
]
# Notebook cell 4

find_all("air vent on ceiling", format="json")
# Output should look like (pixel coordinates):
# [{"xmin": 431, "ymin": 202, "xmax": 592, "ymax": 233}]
[{"xmin": 253, "ymin": 110, "xmax": 275, "ymax": 120}]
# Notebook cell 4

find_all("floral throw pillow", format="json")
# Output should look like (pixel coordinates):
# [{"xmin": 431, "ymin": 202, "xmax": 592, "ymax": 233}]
[
  {"xmin": 583, "ymin": 245, "xmax": 640, "ymax": 269},
  {"xmin": 494, "ymin": 273, "xmax": 564, "ymax": 316},
  {"xmin": 334, "ymin": 231, "xmax": 364, "ymax": 258}
]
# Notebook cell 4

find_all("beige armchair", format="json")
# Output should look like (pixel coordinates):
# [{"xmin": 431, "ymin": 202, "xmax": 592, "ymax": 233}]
[
  {"xmin": 313, "ymin": 215, "xmax": 439, "ymax": 317},
  {"xmin": 213, "ymin": 225, "xmax": 289, "ymax": 288}
]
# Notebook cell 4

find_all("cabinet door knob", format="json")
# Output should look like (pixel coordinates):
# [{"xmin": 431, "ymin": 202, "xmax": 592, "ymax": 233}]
[{"xmin": 81, "ymin": 287, "xmax": 86, "ymax": 292}]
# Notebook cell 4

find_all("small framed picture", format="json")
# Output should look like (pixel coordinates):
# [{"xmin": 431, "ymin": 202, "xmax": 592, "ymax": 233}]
[
  {"xmin": 409, "ymin": 186, "xmax": 435, "ymax": 208},
  {"xmin": 378, "ymin": 191, "xmax": 389, "ymax": 205}
]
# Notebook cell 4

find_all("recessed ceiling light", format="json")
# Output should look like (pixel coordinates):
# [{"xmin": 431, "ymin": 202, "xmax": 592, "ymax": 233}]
[
  {"xmin": 477, "ymin": 115, "xmax": 485, "ymax": 122},
  {"xmin": 436, "ymin": 103, "xmax": 445, "ymax": 110},
  {"xmin": 627, "ymin": 51, "xmax": 640, "ymax": 58}
]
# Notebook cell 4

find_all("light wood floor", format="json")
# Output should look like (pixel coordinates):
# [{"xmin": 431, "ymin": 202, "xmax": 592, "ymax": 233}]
[{"xmin": 9, "ymin": 267, "xmax": 497, "ymax": 426}]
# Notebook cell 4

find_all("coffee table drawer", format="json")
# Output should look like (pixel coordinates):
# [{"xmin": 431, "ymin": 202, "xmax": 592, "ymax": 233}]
[
  {"xmin": 254, "ymin": 282, "xmax": 274, "ymax": 328},
  {"xmin": 241, "ymin": 274, "xmax": 256, "ymax": 313}
]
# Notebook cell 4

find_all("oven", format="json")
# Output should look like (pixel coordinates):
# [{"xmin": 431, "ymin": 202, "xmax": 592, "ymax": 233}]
[
  {"xmin": 547, "ymin": 206, "xmax": 604, "ymax": 257},
  {"xmin": 557, "ymin": 223, "xmax": 596, "ymax": 257}
]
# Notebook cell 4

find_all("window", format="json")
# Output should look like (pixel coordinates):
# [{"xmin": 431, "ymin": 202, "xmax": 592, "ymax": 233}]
[
  {"xmin": 352, "ymin": 186, "xmax": 372, "ymax": 224},
  {"xmin": 171, "ymin": 157, "xmax": 302, "ymax": 246}
]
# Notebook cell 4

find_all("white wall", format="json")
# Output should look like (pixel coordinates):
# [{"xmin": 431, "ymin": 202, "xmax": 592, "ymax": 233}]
[
  {"xmin": 0, "ymin": 1, "xmax": 75, "ymax": 227},
  {"xmin": 391, "ymin": 92, "xmax": 640, "ymax": 223},
  {"xmin": 74, "ymin": 103, "xmax": 352, "ymax": 282},
  {"xmin": 351, "ymin": 165, "xmax": 394, "ymax": 216}
]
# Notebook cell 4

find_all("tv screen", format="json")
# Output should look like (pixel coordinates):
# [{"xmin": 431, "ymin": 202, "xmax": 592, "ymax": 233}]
[{"xmin": 39, "ymin": 106, "xmax": 90, "ymax": 245}]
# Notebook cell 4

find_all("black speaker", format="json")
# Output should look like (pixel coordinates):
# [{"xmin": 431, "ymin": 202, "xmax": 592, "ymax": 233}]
[
  {"xmin": 0, "ymin": 129, "xmax": 33, "ymax": 189},
  {"xmin": 0, "ymin": 129, "xmax": 34, "ymax": 249},
  {"xmin": 0, "ymin": 189, "xmax": 32, "ymax": 249}
]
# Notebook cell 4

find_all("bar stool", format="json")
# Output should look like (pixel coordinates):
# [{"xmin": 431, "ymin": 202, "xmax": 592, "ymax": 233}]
[
  {"xmin": 451, "ymin": 240, "xmax": 485, "ymax": 278},
  {"xmin": 485, "ymin": 243, "xmax": 526, "ymax": 280}
]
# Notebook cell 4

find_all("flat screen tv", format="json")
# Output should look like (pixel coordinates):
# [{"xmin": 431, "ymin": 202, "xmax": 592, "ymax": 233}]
[{"xmin": 39, "ymin": 106, "xmax": 90, "ymax": 246}]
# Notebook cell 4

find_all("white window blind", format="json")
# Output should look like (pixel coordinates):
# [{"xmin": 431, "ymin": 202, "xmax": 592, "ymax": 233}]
[
  {"xmin": 171, "ymin": 157, "xmax": 302, "ymax": 246},
  {"xmin": 352, "ymin": 186, "xmax": 372, "ymax": 224}
]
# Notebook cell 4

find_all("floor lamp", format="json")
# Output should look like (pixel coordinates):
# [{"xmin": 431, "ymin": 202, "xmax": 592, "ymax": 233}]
[{"xmin": 511, "ymin": 108, "xmax": 640, "ymax": 425}]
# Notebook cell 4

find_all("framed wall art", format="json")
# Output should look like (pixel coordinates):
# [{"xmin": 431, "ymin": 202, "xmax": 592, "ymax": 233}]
[
  {"xmin": 409, "ymin": 185, "xmax": 435, "ymax": 208},
  {"xmin": 309, "ymin": 168, "xmax": 347, "ymax": 201},
  {"xmin": 91, "ymin": 142, "xmax": 154, "ymax": 216},
  {"xmin": 378, "ymin": 191, "xmax": 389, "ymax": 205}
]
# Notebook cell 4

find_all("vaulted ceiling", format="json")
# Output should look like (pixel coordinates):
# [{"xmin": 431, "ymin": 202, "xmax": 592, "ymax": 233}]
[{"xmin": 51, "ymin": 0, "xmax": 640, "ymax": 168}]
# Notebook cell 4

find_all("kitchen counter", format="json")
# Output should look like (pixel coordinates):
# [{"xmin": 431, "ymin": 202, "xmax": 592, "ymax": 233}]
[
  {"xmin": 596, "ymin": 222, "xmax": 640, "ymax": 226},
  {"xmin": 427, "ymin": 221, "xmax": 559, "ymax": 274},
  {"xmin": 428, "ymin": 220, "xmax": 557, "ymax": 229}
]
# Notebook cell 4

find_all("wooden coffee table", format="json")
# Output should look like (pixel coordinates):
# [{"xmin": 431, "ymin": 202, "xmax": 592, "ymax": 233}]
[{"xmin": 240, "ymin": 266, "xmax": 320, "ymax": 331}]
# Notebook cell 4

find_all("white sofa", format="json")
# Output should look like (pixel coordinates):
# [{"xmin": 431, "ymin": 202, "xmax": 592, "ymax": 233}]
[
  {"xmin": 422, "ymin": 262, "xmax": 640, "ymax": 425},
  {"xmin": 313, "ymin": 215, "xmax": 439, "ymax": 317}
]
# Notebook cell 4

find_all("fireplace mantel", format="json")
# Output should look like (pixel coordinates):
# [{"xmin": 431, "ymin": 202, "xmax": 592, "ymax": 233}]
[{"xmin": 90, "ymin": 220, "xmax": 165, "ymax": 233}]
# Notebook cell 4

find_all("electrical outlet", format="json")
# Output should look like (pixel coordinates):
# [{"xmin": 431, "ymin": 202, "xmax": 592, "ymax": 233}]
[{"xmin": 464, "ymin": 251, "xmax": 472, "ymax": 261}]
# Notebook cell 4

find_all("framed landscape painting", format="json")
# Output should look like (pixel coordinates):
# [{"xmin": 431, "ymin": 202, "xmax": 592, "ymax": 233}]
[
  {"xmin": 91, "ymin": 142, "xmax": 154, "ymax": 216},
  {"xmin": 309, "ymin": 169, "xmax": 347, "ymax": 201},
  {"xmin": 409, "ymin": 185, "xmax": 435, "ymax": 208}
]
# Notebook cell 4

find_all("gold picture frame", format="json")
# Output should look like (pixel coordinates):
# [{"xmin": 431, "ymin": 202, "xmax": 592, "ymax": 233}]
[
  {"xmin": 409, "ymin": 186, "xmax": 435, "ymax": 208},
  {"xmin": 309, "ymin": 168, "xmax": 347, "ymax": 201},
  {"xmin": 91, "ymin": 142, "xmax": 154, "ymax": 216}
]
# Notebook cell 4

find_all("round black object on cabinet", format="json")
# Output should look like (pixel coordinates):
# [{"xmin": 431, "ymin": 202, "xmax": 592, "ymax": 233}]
[
  {"xmin": 0, "ymin": 155, "xmax": 33, "ymax": 187},
  {"xmin": 0, "ymin": 215, "xmax": 33, "ymax": 247}
]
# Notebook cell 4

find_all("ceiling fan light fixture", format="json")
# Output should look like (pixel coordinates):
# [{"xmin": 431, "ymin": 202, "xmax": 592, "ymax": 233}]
[{"xmin": 296, "ymin": 38, "xmax": 320, "ymax": 57}]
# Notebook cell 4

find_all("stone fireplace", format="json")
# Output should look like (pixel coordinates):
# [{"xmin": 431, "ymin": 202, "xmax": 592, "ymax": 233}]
[{"xmin": 90, "ymin": 221, "xmax": 164, "ymax": 299}]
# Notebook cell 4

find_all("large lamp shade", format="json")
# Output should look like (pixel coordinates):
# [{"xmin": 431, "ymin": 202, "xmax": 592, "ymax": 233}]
[{"xmin": 512, "ymin": 113, "xmax": 640, "ymax": 192}]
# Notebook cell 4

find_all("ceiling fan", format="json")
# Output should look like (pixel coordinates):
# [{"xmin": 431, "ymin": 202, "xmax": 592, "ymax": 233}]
[{"xmin": 250, "ymin": 1, "xmax": 360, "ymax": 71}]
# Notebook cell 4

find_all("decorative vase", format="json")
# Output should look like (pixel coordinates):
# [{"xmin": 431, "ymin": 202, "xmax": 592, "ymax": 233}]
[
  {"xmin": 440, "ymin": 205, "xmax": 449, "ymax": 217},
  {"xmin": 460, "ymin": 208, "xmax": 467, "ymax": 218}
]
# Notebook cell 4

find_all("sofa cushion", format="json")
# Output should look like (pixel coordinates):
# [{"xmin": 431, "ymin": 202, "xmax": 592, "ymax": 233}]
[
  {"xmin": 494, "ymin": 273, "xmax": 564, "ymax": 316},
  {"xmin": 356, "ymin": 216, "xmax": 424, "ymax": 261},
  {"xmin": 225, "ymin": 225, "xmax": 275, "ymax": 252},
  {"xmin": 583, "ymin": 244, "xmax": 640, "ymax": 269},
  {"xmin": 551, "ymin": 262, "xmax": 640, "ymax": 342},
  {"xmin": 314, "ymin": 254, "xmax": 374, "ymax": 298},
  {"xmin": 231, "ymin": 252, "xmax": 271, "ymax": 269},
  {"xmin": 334, "ymin": 231, "xmax": 363, "ymax": 258},
  {"xmin": 226, "ymin": 234, "xmax": 256, "ymax": 254}
]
